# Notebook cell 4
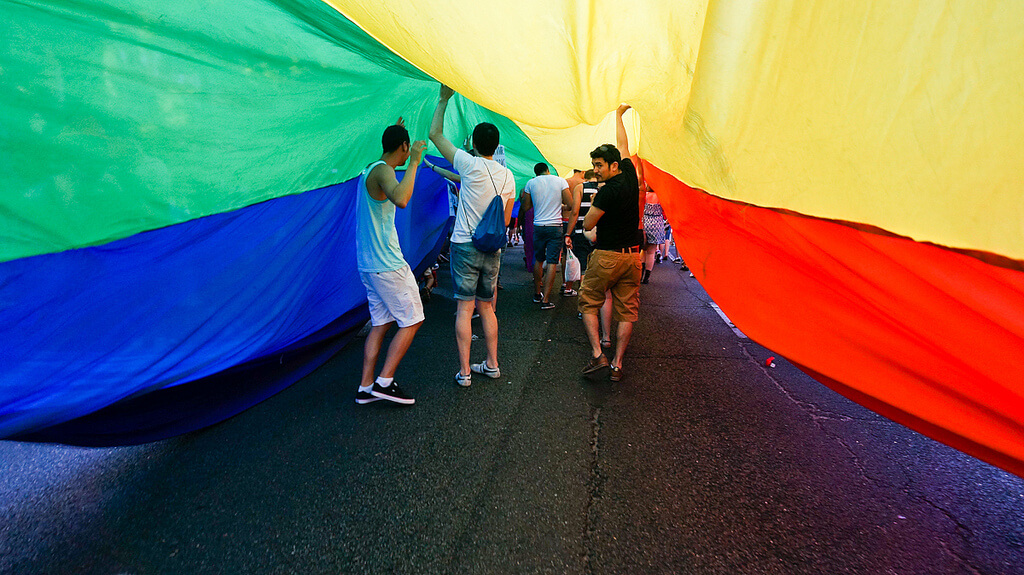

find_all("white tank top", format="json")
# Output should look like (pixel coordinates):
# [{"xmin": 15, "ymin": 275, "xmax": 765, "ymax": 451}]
[{"xmin": 355, "ymin": 161, "xmax": 407, "ymax": 273}]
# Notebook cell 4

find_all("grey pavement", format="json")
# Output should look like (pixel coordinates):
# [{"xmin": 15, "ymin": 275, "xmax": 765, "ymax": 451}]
[{"xmin": 2, "ymin": 244, "xmax": 1023, "ymax": 574}]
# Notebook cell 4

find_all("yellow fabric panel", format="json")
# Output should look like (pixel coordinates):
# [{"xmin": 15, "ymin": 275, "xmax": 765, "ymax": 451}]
[
  {"xmin": 519, "ymin": 110, "xmax": 642, "ymax": 177},
  {"xmin": 328, "ymin": 0, "xmax": 1024, "ymax": 260}
]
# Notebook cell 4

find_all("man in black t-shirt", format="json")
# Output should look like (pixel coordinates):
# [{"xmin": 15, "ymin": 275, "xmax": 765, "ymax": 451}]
[{"xmin": 578, "ymin": 104, "xmax": 644, "ymax": 382}]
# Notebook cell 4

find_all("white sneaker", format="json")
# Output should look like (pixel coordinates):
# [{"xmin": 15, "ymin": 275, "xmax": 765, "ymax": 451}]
[
  {"xmin": 455, "ymin": 371, "xmax": 472, "ymax": 387},
  {"xmin": 470, "ymin": 361, "xmax": 501, "ymax": 379}
]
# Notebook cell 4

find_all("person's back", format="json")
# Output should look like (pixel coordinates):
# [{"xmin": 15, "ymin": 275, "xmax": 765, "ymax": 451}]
[
  {"xmin": 429, "ymin": 85, "xmax": 516, "ymax": 388},
  {"xmin": 525, "ymin": 174, "xmax": 568, "ymax": 226},
  {"xmin": 450, "ymin": 149, "xmax": 515, "ymax": 244}
]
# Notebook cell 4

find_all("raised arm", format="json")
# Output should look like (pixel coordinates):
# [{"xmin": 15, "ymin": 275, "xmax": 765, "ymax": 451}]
[
  {"xmin": 422, "ymin": 158, "xmax": 461, "ymax": 183},
  {"xmin": 615, "ymin": 104, "xmax": 631, "ymax": 160},
  {"xmin": 429, "ymin": 84, "xmax": 459, "ymax": 164},
  {"xmin": 372, "ymin": 140, "xmax": 426, "ymax": 209}
]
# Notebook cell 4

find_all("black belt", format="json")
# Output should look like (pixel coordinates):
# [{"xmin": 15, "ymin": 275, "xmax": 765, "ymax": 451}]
[{"xmin": 602, "ymin": 245, "xmax": 641, "ymax": 254}]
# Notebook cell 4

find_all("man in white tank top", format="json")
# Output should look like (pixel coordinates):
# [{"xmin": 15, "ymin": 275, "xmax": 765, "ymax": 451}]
[{"xmin": 354, "ymin": 118, "xmax": 427, "ymax": 406}]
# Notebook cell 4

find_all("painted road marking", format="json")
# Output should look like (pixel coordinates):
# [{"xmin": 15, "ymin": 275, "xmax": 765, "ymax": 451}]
[{"xmin": 709, "ymin": 302, "xmax": 747, "ymax": 339}]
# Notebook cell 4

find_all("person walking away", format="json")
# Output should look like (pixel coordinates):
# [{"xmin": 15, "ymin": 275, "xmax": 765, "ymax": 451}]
[
  {"xmin": 429, "ymin": 84, "xmax": 516, "ymax": 387},
  {"xmin": 641, "ymin": 188, "xmax": 666, "ymax": 284},
  {"xmin": 355, "ymin": 118, "xmax": 428, "ymax": 405},
  {"xmin": 521, "ymin": 163, "xmax": 571, "ymax": 310}
]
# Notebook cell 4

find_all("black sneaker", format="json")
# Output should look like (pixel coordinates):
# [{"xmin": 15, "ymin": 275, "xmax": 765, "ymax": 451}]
[
  {"xmin": 355, "ymin": 390, "xmax": 381, "ymax": 405},
  {"xmin": 540, "ymin": 301, "xmax": 555, "ymax": 310},
  {"xmin": 370, "ymin": 382, "xmax": 415, "ymax": 405},
  {"xmin": 532, "ymin": 293, "xmax": 543, "ymax": 303}
]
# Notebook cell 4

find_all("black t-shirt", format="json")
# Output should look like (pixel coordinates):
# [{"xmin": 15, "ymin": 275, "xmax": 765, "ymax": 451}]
[{"xmin": 591, "ymin": 158, "xmax": 642, "ymax": 250}]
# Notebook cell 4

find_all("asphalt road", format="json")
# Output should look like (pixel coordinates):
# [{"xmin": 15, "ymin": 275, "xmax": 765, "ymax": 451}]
[{"xmin": 2, "ymin": 244, "xmax": 1023, "ymax": 574}]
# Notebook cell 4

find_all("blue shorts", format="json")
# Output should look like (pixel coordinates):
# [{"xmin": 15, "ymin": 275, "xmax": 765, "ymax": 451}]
[
  {"xmin": 450, "ymin": 242, "xmax": 502, "ymax": 302},
  {"xmin": 533, "ymin": 224, "xmax": 564, "ymax": 264}
]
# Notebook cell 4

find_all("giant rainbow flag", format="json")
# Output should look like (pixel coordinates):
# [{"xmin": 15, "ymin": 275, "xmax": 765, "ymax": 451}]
[{"xmin": 2, "ymin": 1, "xmax": 1022, "ymax": 477}]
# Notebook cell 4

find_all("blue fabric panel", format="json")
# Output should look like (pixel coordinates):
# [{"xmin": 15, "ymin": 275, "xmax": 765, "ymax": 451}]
[{"xmin": 0, "ymin": 162, "xmax": 451, "ymax": 444}]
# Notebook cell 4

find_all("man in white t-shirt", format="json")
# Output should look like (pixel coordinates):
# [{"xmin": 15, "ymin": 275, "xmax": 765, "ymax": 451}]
[
  {"xmin": 429, "ymin": 84, "xmax": 516, "ymax": 388},
  {"xmin": 520, "ymin": 163, "xmax": 571, "ymax": 309}
]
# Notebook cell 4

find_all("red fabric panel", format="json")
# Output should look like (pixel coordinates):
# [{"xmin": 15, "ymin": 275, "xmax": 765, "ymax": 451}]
[{"xmin": 642, "ymin": 160, "xmax": 1024, "ymax": 477}]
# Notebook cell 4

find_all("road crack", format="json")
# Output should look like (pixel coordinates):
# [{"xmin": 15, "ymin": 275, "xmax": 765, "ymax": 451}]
[{"xmin": 582, "ymin": 406, "xmax": 603, "ymax": 575}]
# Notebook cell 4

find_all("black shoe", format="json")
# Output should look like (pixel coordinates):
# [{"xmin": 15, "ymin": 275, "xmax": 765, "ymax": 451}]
[
  {"xmin": 533, "ymin": 293, "xmax": 543, "ymax": 303},
  {"xmin": 641, "ymin": 270, "xmax": 651, "ymax": 284},
  {"xmin": 370, "ymin": 382, "xmax": 415, "ymax": 405},
  {"xmin": 540, "ymin": 301, "xmax": 555, "ymax": 310},
  {"xmin": 355, "ymin": 390, "xmax": 381, "ymax": 405}
]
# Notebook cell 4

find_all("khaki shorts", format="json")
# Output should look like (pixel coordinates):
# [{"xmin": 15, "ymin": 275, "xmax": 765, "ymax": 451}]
[{"xmin": 577, "ymin": 249, "xmax": 642, "ymax": 322}]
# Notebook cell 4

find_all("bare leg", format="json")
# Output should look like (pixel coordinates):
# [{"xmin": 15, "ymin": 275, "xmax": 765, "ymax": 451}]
[
  {"xmin": 533, "ymin": 259, "xmax": 544, "ymax": 296},
  {"xmin": 541, "ymin": 262, "xmax": 559, "ymax": 302},
  {"xmin": 610, "ymin": 321, "xmax": 634, "ymax": 369},
  {"xmin": 582, "ymin": 312, "xmax": 603, "ymax": 359},
  {"xmin": 600, "ymin": 292, "xmax": 613, "ymax": 341},
  {"xmin": 455, "ymin": 299, "xmax": 476, "ymax": 376},
  {"xmin": 361, "ymin": 323, "xmax": 392, "ymax": 387},
  {"xmin": 477, "ymin": 298, "xmax": 499, "ymax": 369},
  {"xmin": 379, "ymin": 321, "xmax": 423, "ymax": 378},
  {"xmin": 644, "ymin": 245, "xmax": 657, "ymax": 271}
]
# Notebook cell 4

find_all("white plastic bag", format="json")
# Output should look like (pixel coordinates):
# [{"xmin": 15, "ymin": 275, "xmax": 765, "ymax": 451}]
[{"xmin": 564, "ymin": 248, "xmax": 581, "ymax": 282}]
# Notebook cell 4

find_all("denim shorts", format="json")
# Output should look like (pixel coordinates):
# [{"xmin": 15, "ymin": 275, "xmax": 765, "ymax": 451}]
[
  {"xmin": 450, "ymin": 242, "xmax": 502, "ymax": 301},
  {"xmin": 533, "ymin": 224, "xmax": 564, "ymax": 264}
]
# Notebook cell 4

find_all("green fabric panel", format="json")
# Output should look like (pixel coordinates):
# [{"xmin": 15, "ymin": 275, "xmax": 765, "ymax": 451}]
[{"xmin": 0, "ymin": 0, "xmax": 547, "ymax": 263}]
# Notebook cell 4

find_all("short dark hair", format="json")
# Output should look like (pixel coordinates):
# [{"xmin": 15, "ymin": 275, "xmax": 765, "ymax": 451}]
[
  {"xmin": 534, "ymin": 163, "xmax": 549, "ymax": 176},
  {"xmin": 382, "ymin": 125, "xmax": 410, "ymax": 154},
  {"xmin": 472, "ymin": 122, "xmax": 500, "ymax": 157},
  {"xmin": 584, "ymin": 169, "xmax": 595, "ymax": 179},
  {"xmin": 590, "ymin": 143, "xmax": 620, "ymax": 166}
]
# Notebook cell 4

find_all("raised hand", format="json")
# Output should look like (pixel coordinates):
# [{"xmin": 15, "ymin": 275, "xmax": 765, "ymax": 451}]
[{"xmin": 409, "ymin": 140, "xmax": 427, "ymax": 163}]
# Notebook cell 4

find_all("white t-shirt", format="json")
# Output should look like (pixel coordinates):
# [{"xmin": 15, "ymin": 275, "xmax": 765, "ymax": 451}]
[
  {"xmin": 450, "ymin": 149, "xmax": 516, "ymax": 244},
  {"xmin": 524, "ymin": 174, "xmax": 568, "ymax": 226}
]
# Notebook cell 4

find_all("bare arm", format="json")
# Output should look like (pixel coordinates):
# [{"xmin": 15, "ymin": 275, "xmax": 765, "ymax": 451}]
[
  {"xmin": 566, "ymin": 183, "xmax": 583, "ymax": 229},
  {"xmin": 428, "ymin": 85, "xmax": 459, "ymax": 163},
  {"xmin": 615, "ymin": 104, "xmax": 631, "ymax": 160},
  {"xmin": 504, "ymin": 197, "xmax": 514, "ymax": 227},
  {"xmin": 372, "ymin": 140, "xmax": 426, "ymax": 209},
  {"xmin": 422, "ymin": 158, "xmax": 461, "ymax": 183},
  {"xmin": 583, "ymin": 205, "xmax": 604, "ymax": 231},
  {"xmin": 519, "ymin": 190, "xmax": 532, "ymax": 212}
]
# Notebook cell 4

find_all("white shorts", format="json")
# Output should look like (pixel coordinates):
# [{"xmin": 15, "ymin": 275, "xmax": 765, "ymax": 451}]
[{"xmin": 359, "ymin": 265, "xmax": 425, "ymax": 328}]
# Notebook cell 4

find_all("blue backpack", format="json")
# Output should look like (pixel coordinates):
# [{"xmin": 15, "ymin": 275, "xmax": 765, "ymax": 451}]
[{"xmin": 471, "ymin": 164, "xmax": 508, "ymax": 253}]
